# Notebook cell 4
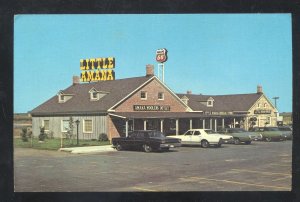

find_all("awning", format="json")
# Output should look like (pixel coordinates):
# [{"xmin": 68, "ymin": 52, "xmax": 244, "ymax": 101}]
[{"xmin": 109, "ymin": 112, "xmax": 247, "ymax": 119}]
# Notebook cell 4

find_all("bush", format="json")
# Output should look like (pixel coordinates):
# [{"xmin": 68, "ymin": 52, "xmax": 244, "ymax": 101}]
[
  {"xmin": 20, "ymin": 128, "xmax": 28, "ymax": 142},
  {"xmin": 98, "ymin": 133, "xmax": 108, "ymax": 141},
  {"xmin": 39, "ymin": 127, "xmax": 46, "ymax": 141}
]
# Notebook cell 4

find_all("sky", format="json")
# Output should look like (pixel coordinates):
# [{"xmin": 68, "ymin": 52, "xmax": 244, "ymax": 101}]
[{"xmin": 14, "ymin": 14, "xmax": 292, "ymax": 113}]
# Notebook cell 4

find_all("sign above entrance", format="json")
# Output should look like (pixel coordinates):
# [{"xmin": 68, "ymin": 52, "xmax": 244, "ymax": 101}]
[
  {"xmin": 254, "ymin": 109, "xmax": 271, "ymax": 114},
  {"xmin": 134, "ymin": 105, "xmax": 170, "ymax": 111},
  {"xmin": 156, "ymin": 48, "xmax": 168, "ymax": 63},
  {"xmin": 80, "ymin": 57, "xmax": 115, "ymax": 82}
]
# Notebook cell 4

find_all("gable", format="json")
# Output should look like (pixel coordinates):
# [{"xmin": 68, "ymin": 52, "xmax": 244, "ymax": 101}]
[{"xmin": 112, "ymin": 77, "xmax": 190, "ymax": 112}]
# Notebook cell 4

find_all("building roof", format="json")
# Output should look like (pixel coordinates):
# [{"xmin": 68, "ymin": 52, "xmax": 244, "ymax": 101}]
[
  {"xmin": 30, "ymin": 76, "xmax": 152, "ymax": 115},
  {"xmin": 176, "ymin": 93, "xmax": 263, "ymax": 112}
]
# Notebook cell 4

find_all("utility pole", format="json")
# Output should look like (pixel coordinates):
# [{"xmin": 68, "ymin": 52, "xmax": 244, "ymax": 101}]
[{"xmin": 272, "ymin": 97, "xmax": 279, "ymax": 108}]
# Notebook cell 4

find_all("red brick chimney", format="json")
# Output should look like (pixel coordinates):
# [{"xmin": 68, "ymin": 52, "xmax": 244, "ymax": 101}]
[
  {"xmin": 146, "ymin": 64, "xmax": 154, "ymax": 77},
  {"xmin": 73, "ymin": 76, "xmax": 80, "ymax": 85}
]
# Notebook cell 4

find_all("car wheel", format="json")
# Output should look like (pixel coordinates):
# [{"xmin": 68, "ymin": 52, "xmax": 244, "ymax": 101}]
[
  {"xmin": 245, "ymin": 141, "xmax": 251, "ymax": 145},
  {"xmin": 143, "ymin": 144, "xmax": 152, "ymax": 153},
  {"xmin": 265, "ymin": 137, "xmax": 272, "ymax": 142},
  {"xmin": 201, "ymin": 140, "xmax": 209, "ymax": 148},
  {"xmin": 116, "ymin": 144, "xmax": 122, "ymax": 151},
  {"xmin": 234, "ymin": 138, "xmax": 240, "ymax": 145}
]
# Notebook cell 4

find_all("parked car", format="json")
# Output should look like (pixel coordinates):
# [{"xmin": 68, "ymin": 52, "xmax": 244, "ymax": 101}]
[
  {"xmin": 112, "ymin": 130, "xmax": 181, "ymax": 152},
  {"xmin": 249, "ymin": 127, "xmax": 285, "ymax": 142},
  {"xmin": 278, "ymin": 126, "xmax": 293, "ymax": 140},
  {"xmin": 168, "ymin": 129, "xmax": 233, "ymax": 148},
  {"xmin": 218, "ymin": 128, "xmax": 262, "ymax": 144}
]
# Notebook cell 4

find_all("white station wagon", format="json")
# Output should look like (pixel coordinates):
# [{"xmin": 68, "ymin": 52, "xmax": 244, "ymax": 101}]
[{"xmin": 168, "ymin": 129, "xmax": 233, "ymax": 148}]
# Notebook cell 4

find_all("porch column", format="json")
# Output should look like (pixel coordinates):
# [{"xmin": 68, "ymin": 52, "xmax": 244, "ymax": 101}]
[
  {"xmin": 210, "ymin": 119, "xmax": 212, "ymax": 129},
  {"xmin": 233, "ymin": 118, "xmax": 236, "ymax": 128},
  {"xmin": 222, "ymin": 118, "xmax": 225, "ymax": 128},
  {"xmin": 214, "ymin": 119, "xmax": 217, "ymax": 132},
  {"xmin": 125, "ymin": 119, "xmax": 129, "ymax": 137},
  {"xmin": 144, "ymin": 119, "xmax": 147, "ymax": 130},
  {"xmin": 133, "ymin": 119, "xmax": 135, "ymax": 131},
  {"xmin": 190, "ymin": 119, "xmax": 193, "ymax": 130},
  {"xmin": 160, "ymin": 119, "xmax": 164, "ymax": 133},
  {"xmin": 203, "ymin": 119, "xmax": 205, "ymax": 129},
  {"xmin": 176, "ymin": 119, "xmax": 179, "ymax": 135}
]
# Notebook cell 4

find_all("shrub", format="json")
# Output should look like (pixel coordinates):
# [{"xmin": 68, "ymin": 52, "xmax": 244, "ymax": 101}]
[
  {"xmin": 98, "ymin": 133, "xmax": 108, "ymax": 141},
  {"xmin": 20, "ymin": 128, "xmax": 28, "ymax": 142},
  {"xmin": 39, "ymin": 127, "xmax": 46, "ymax": 141}
]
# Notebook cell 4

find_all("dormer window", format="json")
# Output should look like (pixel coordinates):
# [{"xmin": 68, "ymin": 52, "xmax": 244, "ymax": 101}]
[
  {"xmin": 181, "ymin": 96, "xmax": 189, "ymax": 105},
  {"xmin": 89, "ymin": 87, "xmax": 109, "ymax": 101},
  {"xmin": 58, "ymin": 91, "xmax": 73, "ymax": 103},
  {"xmin": 207, "ymin": 97, "xmax": 214, "ymax": 107}
]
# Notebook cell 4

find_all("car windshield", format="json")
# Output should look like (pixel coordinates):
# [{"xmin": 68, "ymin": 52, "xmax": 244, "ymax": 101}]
[
  {"xmin": 228, "ymin": 128, "xmax": 246, "ymax": 133},
  {"xmin": 279, "ymin": 127, "xmax": 292, "ymax": 131},
  {"xmin": 204, "ymin": 129, "xmax": 215, "ymax": 134},
  {"xmin": 148, "ymin": 131, "xmax": 165, "ymax": 138}
]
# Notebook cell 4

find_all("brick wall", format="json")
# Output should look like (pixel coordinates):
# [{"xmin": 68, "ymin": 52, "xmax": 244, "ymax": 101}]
[{"xmin": 114, "ymin": 78, "xmax": 187, "ymax": 112}]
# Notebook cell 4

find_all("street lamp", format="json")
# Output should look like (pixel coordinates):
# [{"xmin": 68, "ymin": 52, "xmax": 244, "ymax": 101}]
[
  {"xmin": 75, "ymin": 120, "xmax": 80, "ymax": 146},
  {"xmin": 272, "ymin": 97, "xmax": 279, "ymax": 109}
]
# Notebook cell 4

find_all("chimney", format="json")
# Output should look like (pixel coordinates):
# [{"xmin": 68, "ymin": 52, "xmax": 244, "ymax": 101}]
[
  {"xmin": 257, "ymin": 85, "xmax": 263, "ymax": 94},
  {"xmin": 146, "ymin": 64, "xmax": 154, "ymax": 77},
  {"xmin": 187, "ymin": 90, "xmax": 192, "ymax": 94},
  {"xmin": 73, "ymin": 76, "xmax": 80, "ymax": 85}
]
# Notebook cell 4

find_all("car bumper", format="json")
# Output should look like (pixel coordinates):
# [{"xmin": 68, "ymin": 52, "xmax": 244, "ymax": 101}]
[
  {"xmin": 221, "ymin": 138, "xmax": 234, "ymax": 144},
  {"xmin": 160, "ymin": 143, "xmax": 181, "ymax": 148}
]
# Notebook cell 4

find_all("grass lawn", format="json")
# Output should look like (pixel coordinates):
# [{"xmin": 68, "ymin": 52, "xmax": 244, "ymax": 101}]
[{"xmin": 14, "ymin": 138, "xmax": 111, "ymax": 150}]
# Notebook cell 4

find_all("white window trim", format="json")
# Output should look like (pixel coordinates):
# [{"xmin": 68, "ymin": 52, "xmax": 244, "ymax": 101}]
[
  {"xmin": 43, "ymin": 120, "xmax": 50, "ymax": 131},
  {"xmin": 61, "ymin": 120, "xmax": 70, "ymax": 132},
  {"xmin": 207, "ymin": 100, "xmax": 213, "ymax": 107},
  {"xmin": 83, "ymin": 119, "xmax": 93, "ymax": 133},
  {"xmin": 140, "ymin": 91, "xmax": 147, "ymax": 100},
  {"xmin": 90, "ymin": 91, "xmax": 100, "ymax": 101},
  {"xmin": 59, "ymin": 94, "xmax": 65, "ymax": 103},
  {"xmin": 158, "ymin": 92, "xmax": 164, "ymax": 100}
]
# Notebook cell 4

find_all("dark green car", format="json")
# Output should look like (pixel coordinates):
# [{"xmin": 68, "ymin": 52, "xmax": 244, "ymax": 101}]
[
  {"xmin": 218, "ymin": 128, "xmax": 260, "ymax": 145},
  {"xmin": 249, "ymin": 127, "xmax": 285, "ymax": 142}
]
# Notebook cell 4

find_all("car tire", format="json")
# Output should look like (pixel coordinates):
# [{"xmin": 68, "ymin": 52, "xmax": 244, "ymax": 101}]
[
  {"xmin": 201, "ymin": 140, "xmax": 209, "ymax": 148},
  {"xmin": 143, "ymin": 144, "xmax": 152, "ymax": 153},
  {"xmin": 245, "ymin": 141, "xmax": 251, "ymax": 145},
  {"xmin": 234, "ymin": 138, "xmax": 240, "ymax": 145},
  {"xmin": 116, "ymin": 144, "xmax": 122, "ymax": 151},
  {"xmin": 265, "ymin": 137, "xmax": 272, "ymax": 142}
]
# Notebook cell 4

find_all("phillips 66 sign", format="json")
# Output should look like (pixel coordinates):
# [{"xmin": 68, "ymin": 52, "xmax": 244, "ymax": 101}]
[{"xmin": 156, "ymin": 48, "xmax": 168, "ymax": 63}]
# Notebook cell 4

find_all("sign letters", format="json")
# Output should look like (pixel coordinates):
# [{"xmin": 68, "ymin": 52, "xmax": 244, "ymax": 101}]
[
  {"xmin": 133, "ymin": 105, "xmax": 170, "ymax": 111},
  {"xmin": 156, "ymin": 48, "xmax": 168, "ymax": 63},
  {"xmin": 80, "ymin": 57, "xmax": 115, "ymax": 82}
]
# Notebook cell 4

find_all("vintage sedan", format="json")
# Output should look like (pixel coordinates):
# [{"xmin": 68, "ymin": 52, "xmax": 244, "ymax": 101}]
[
  {"xmin": 168, "ymin": 129, "xmax": 233, "ymax": 148},
  {"xmin": 112, "ymin": 130, "xmax": 181, "ymax": 152},
  {"xmin": 218, "ymin": 128, "xmax": 262, "ymax": 145},
  {"xmin": 278, "ymin": 126, "xmax": 293, "ymax": 140},
  {"xmin": 249, "ymin": 127, "xmax": 285, "ymax": 142}
]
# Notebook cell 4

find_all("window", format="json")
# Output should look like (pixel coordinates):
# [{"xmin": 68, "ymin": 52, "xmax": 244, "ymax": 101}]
[
  {"xmin": 194, "ymin": 131, "xmax": 201, "ymax": 135},
  {"xmin": 43, "ymin": 120, "xmax": 50, "ymax": 131},
  {"xmin": 83, "ymin": 119, "xmax": 93, "ymax": 133},
  {"xmin": 185, "ymin": 130, "xmax": 193, "ymax": 135},
  {"xmin": 140, "ymin": 91, "xmax": 147, "ymax": 100},
  {"xmin": 92, "ymin": 92, "xmax": 98, "ymax": 99},
  {"xmin": 207, "ymin": 101, "xmax": 213, "ymax": 106},
  {"xmin": 61, "ymin": 120, "xmax": 70, "ymax": 132},
  {"xmin": 158, "ymin": 92, "xmax": 164, "ymax": 100},
  {"xmin": 264, "ymin": 103, "xmax": 267, "ymax": 108},
  {"xmin": 257, "ymin": 103, "xmax": 260, "ymax": 108},
  {"xmin": 207, "ymin": 97, "xmax": 214, "ymax": 107},
  {"xmin": 59, "ymin": 95, "xmax": 65, "ymax": 103}
]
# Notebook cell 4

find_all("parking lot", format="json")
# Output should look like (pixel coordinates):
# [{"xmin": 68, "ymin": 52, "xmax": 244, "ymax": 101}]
[{"xmin": 14, "ymin": 141, "xmax": 292, "ymax": 192}]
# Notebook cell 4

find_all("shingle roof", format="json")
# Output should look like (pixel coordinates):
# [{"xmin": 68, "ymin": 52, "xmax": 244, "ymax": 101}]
[
  {"xmin": 176, "ymin": 93, "xmax": 263, "ymax": 112},
  {"xmin": 30, "ymin": 76, "xmax": 152, "ymax": 115}
]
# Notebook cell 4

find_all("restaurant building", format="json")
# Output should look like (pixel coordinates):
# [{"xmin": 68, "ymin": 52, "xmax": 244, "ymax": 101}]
[{"xmin": 30, "ymin": 65, "xmax": 278, "ymax": 140}]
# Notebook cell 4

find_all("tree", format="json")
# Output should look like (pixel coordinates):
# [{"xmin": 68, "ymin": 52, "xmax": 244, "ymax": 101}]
[{"xmin": 66, "ymin": 117, "xmax": 75, "ymax": 144}]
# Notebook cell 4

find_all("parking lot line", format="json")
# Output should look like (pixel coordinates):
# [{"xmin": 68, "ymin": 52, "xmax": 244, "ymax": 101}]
[
  {"xmin": 231, "ymin": 169, "xmax": 291, "ymax": 176},
  {"xmin": 271, "ymin": 176, "xmax": 291, "ymax": 182},
  {"xmin": 132, "ymin": 186, "xmax": 157, "ymax": 192},
  {"xmin": 191, "ymin": 177, "xmax": 290, "ymax": 190}
]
